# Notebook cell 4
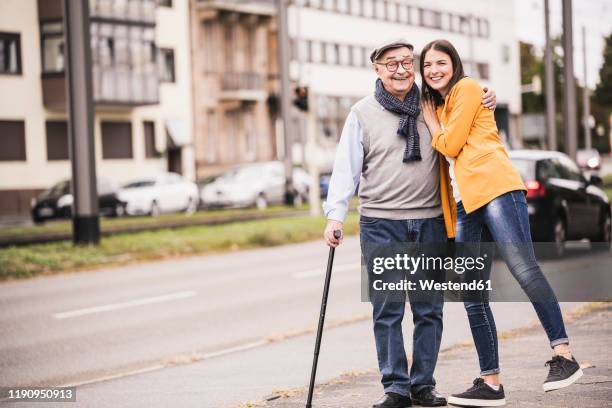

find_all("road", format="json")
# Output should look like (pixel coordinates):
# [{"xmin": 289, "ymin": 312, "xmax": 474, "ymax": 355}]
[{"xmin": 0, "ymin": 237, "xmax": 609, "ymax": 407}]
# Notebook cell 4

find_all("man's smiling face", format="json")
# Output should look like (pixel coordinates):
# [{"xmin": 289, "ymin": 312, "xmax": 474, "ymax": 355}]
[{"xmin": 373, "ymin": 46, "xmax": 415, "ymax": 101}]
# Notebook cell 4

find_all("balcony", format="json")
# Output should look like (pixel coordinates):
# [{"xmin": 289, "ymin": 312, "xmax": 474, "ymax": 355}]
[
  {"xmin": 196, "ymin": 0, "xmax": 275, "ymax": 17},
  {"xmin": 219, "ymin": 72, "xmax": 267, "ymax": 101}
]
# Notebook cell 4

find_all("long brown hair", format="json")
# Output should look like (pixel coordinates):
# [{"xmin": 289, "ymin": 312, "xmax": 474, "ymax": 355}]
[{"xmin": 420, "ymin": 39, "xmax": 466, "ymax": 106}]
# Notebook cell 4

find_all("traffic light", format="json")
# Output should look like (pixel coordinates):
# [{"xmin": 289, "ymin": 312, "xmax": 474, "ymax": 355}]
[{"xmin": 293, "ymin": 86, "xmax": 309, "ymax": 112}]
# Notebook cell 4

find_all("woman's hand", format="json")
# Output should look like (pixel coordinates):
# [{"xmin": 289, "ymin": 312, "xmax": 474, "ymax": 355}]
[{"xmin": 421, "ymin": 99, "xmax": 442, "ymax": 135}]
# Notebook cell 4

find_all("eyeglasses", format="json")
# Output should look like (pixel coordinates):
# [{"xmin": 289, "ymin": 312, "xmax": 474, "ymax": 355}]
[{"xmin": 375, "ymin": 58, "xmax": 414, "ymax": 72}]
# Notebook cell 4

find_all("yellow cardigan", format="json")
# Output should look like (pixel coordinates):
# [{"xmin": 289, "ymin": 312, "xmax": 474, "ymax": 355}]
[{"xmin": 432, "ymin": 77, "xmax": 526, "ymax": 216}]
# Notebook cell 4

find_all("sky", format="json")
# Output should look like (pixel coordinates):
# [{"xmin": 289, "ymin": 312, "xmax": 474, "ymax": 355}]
[{"xmin": 514, "ymin": 0, "xmax": 612, "ymax": 89}]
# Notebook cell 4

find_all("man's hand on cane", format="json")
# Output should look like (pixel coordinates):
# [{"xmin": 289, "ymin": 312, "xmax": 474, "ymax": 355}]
[{"xmin": 324, "ymin": 220, "xmax": 344, "ymax": 247}]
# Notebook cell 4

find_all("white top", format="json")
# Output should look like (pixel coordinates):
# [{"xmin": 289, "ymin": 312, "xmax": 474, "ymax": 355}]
[{"xmin": 445, "ymin": 156, "xmax": 462, "ymax": 204}]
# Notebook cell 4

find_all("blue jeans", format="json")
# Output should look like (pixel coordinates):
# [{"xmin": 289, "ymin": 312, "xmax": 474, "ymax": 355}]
[
  {"xmin": 456, "ymin": 190, "xmax": 569, "ymax": 375},
  {"xmin": 360, "ymin": 214, "xmax": 447, "ymax": 396}
]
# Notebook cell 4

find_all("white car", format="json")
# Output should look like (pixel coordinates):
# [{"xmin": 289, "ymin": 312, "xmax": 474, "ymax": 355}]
[
  {"xmin": 200, "ymin": 162, "xmax": 311, "ymax": 209},
  {"xmin": 118, "ymin": 172, "xmax": 199, "ymax": 216}
]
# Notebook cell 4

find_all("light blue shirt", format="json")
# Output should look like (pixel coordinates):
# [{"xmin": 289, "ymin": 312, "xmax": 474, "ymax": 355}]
[{"xmin": 322, "ymin": 111, "xmax": 364, "ymax": 222}]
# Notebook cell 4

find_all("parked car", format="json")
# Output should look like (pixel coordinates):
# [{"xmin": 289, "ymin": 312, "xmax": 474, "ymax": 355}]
[
  {"xmin": 509, "ymin": 149, "xmax": 611, "ymax": 257},
  {"xmin": 200, "ymin": 162, "xmax": 311, "ymax": 209},
  {"xmin": 118, "ymin": 172, "xmax": 199, "ymax": 216},
  {"xmin": 31, "ymin": 177, "xmax": 125, "ymax": 224},
  {"xmin": 576, "ymin": 148, "xmax": 601, "ymax": 171},
  {"xmin": 319, "ymin": 173, "xmax": 331, "ymax": 199}
]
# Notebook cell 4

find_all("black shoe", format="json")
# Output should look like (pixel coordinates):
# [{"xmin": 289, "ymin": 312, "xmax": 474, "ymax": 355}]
[
  {"xmin": 543, "ymin": 355, "xmax": 583, "ymax": 391},
  {"xmin": 411, "ymin": 388, "xmax": 447, "ymax": 406},
  {"xmin": 447, "ymin": 378, "xmax": 505, "ymax": 407},
  {"xmin": 373, "ymin": 392, "xmax": 412, "ymax": 408}
]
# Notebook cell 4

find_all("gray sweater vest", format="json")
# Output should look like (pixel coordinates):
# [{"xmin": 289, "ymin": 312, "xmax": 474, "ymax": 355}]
[{"xmin": 352, "ymin": 94, "xmax": 442, "ymax": 220}]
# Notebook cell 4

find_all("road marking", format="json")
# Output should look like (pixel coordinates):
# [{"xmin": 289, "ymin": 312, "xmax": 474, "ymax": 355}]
[
  {"xmin": 292, "ymin": 263, "xmax": 361, "ymax": 279},
  {"xmin": 58, "ymin": 364, "xmax": 166, "ymax": 388},
  {"xmin": 52, "ymin": 291, "xmax": 197, "ymax": 319},
  {"xmin": 54, "ymin": 340, "xmax": 268, "ymax": 389}
]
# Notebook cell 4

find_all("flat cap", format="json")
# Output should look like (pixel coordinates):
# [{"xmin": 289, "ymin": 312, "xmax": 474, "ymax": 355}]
[{"xmin": 369, "ymin": 39, "xmax": 414, "ymax": 63}]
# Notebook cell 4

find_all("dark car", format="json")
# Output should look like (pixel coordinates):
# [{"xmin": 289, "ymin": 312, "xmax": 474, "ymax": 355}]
[
  {"xmin": 509, "ymin": 150, "xmax": 611, "ymax": 257},
  {"xmin": 31, "ymin": 177, "xmax": 126, "ymax": 224}
]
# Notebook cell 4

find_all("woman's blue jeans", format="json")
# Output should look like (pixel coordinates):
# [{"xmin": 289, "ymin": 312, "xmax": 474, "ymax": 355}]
[{"xmin": 456, "ymin": 190, "xmax": 569, "ymax": 375}]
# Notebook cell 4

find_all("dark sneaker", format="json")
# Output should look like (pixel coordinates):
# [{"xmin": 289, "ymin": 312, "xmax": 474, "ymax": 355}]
[
  {"xmin": 411, "ymin": 387, "xmax": 447, "ymax": 407},
  {"xmin": 448, "ymin": 378, "xmax": 505, "ymax": 407},
  {"xmin": 543, "ymin": 355, "xmax": 583, "ymax": 392},
  {"xmin": 373, "ymin": 392, "xmax": 412, "ymax": 408}
]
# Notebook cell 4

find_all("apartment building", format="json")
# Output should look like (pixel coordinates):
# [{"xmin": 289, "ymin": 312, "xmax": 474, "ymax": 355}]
[{"xmin": 0, "ymin": 0, "xmax": 194, "ymax": 220}]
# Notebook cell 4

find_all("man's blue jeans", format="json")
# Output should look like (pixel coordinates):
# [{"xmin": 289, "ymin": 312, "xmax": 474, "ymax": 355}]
[
  {"xmin": 456, "ymin": 190, "xmax": 569, "ymax": 375},
  {"xmin": 360, "ymin": 214, "xmax": 447, "ymax": 396}
]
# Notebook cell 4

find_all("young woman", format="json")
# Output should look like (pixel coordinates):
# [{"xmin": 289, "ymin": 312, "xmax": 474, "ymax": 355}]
[{"xmin": 419, "ymin": 39, "xmax": 583, "ymax": 407}]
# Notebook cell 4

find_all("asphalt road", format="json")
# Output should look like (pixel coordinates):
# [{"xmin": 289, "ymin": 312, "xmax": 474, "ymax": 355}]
[{"xmin": 0, "ymin": 237, "xmax": 609, "ymax": 407}]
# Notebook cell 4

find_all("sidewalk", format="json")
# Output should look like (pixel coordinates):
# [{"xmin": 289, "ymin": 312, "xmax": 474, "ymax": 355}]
[{"xmin": 261, "ymin": 304, "xmax": 612, "ymax": 408}]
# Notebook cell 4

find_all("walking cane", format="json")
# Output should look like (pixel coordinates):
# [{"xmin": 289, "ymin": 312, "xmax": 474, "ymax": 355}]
[{"xmin": 306, "ymin": 229, "xmax": 342, "ymax": 408}]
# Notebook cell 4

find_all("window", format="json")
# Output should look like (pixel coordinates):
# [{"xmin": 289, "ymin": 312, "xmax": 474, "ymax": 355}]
[
  {"xmin": 311, "ymin": 41, "xmax": 323, "ymax": 63},
  {"xmin": 478, "ymin": 19, "xmax": 490, "ymax": 37},
  {"xmin": 323, "ymin": 0, "xmax": 336, "ymax": 11},
  {"xmin": 362, "ymin": 0, "xmax": 373, "ymax": 17},
  {"xmin": 101, "ymin": 121, "xmax": 133, "ymax": 159},
  {"xmin": 40, "ymin": 22, "xmax": 64, "ymax": 73},
  {"xmin": 476, "ymin": 63, "xmax": 489, "ymax": 80},
  {"xmin": 337, "ymin": 0, "xmax": 349, "ymax": 13},
  {"xmin": 0, "ymin": 120, "xmax": 26, "ymax": 161},
  {"xmin": 158, "ymin": 0, "xmax": 172, "ymax": 6},
  {"xmin": 420, "ymin": 8, "xmax": 442, "ymax": 29},
  {"xmin": 298, "ymin": 40, "xmax": 310, "ymax": 62},
  {"xmin": 46, "ymin": 121, "xmax": 69, "ymax": 160},
  {"xmin": 202, "ymin": 21, "xmax": 217, "ymax": 73},
  {"xmin": 398, "ymin": 5, "xmax": 410, "ymax": 23},
  {"xmin": 158, "ymin": 48, "xmax": 175, "ymax": 82},
  {"xmin": 386, "ymin": 2, "xmax": 398, "ymax": 22},
  {"xmin": 143, "ymin": 121, "xmax": 158, "ymax": 158},
  {"xmin": 375, "ymin": 1, "xmax": 386, "ymax": 19},
  {"xmin": 325, "ymin": 43, "xmax": 338, "ymax": 64},
  {"xmin": 351, "ymin": 45, "xmax": 366, "ymax": 67},
  {"xmin": 350, "ymin": 0, "xmax": 362, "ymax": 16},
  {"xmin": 557, "ymin": 157, "xmax": 583, "ymax": 181},
  {"xmin": 205, "ymin": 110, "xmax": 217, "ymax": 163},
  {"xmin": 338, "ymin": 44, "xmax": 350, "ymax": 65},
  {"xmin": 0, "ymin": 32, "xmax": 22, "ymax": 75}
]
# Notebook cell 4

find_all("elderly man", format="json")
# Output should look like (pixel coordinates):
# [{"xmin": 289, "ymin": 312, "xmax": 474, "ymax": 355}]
[{"xmin": 322, "ymin": 39, "xmax": 496, "ymax": 408}]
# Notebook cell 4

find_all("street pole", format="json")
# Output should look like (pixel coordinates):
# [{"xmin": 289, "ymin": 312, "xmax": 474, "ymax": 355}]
[
  {"xmin": 275, "ymin": 0, "xmax": 295, "ymax": 205},
  {"xmin": 582, "ymin": 26, "xmax": 591, "ymax": 149},
  {"xmin": 64, "ymin": 0, "xmax": 100, "ymax": 245},
  {"xmin": 306, "ymin": 90, "xmax": 321, "ymax": 216},
  {"xmin": 544, "ymin": 0, "xmax": 557, "ymax": 151},
  {"xmin": 562, "ymin": 0, "xmax": 577, "ymax": 160}
]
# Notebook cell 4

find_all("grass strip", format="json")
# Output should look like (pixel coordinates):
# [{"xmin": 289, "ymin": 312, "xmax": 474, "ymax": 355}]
[{"xmin": 0, "ymin": 213, "xmax": 359, "ymax": 281}]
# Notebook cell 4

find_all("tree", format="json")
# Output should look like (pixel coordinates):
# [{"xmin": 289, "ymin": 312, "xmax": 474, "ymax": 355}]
[
  {"xmin": 594, "ymin": 33, "xmax": 612, "ymax": 107},
  {"xmin": 592, "ymin": 32, "xmax": 612, "ymax": 153}
]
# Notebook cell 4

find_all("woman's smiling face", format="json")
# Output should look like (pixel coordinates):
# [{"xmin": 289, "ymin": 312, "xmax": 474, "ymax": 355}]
[{"xmin": 423, "ymin": 48, "xmax": 454, "ymax": 97}]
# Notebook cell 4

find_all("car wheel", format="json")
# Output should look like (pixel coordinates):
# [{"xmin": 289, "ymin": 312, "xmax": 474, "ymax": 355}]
[
  {"xmin": 293, "ymin": 192, "xmax": 304, "ymax": 207},
  {"xmin": 255, "ymin": 194, "xmax": 267, "ymax": 210},
  {"xmin": 112, "ymin": 203, "xmax": 126, "ymax": 217},
  {"xmin": 150, "ymin": 201, "xmax": 160, "ymax": 217},
  {"xmin": 185, "ymin": 197, "xmax": 197, "ymax": 215},
  {"xmin": 591, "ymin": 210, "xmax": 611, "ymax": 252}
]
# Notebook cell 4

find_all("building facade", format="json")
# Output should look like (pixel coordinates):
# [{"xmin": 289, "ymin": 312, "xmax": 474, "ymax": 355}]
[
  {"xmin": 286, "ymin": 0, "xmax": 522, "ymax": 168},
  {"xmin": 0, "ymin": 0, "xmax": 194, "ymax": 220},
  {"xmin": 190, "ymin": 0, "xmax": 279, "ymax": 178}
]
